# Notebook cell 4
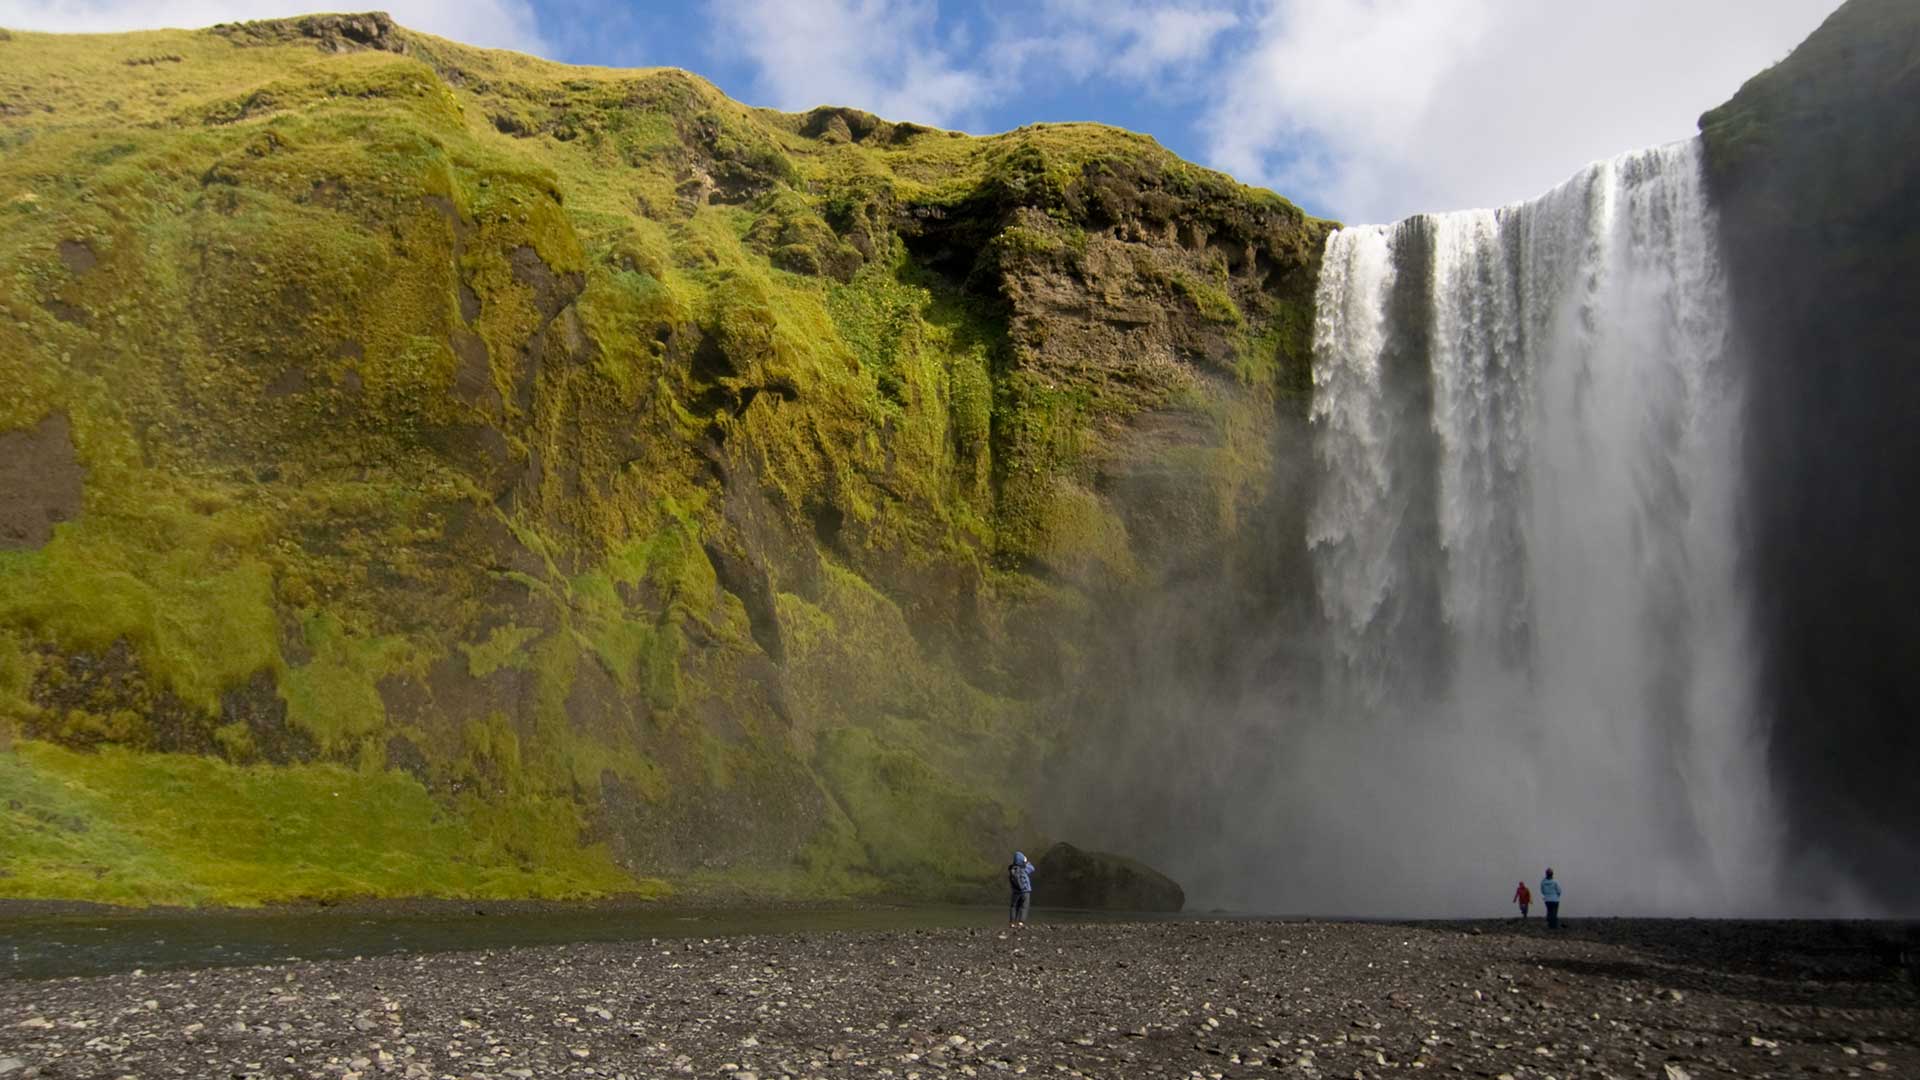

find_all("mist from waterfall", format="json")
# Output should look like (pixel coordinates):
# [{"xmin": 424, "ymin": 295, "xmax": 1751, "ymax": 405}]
[
  {"xmin": 1291, "ymin": 138, "xmax": 1778, "ymax": 914},
  {"xmin": 1047, "ymin": 138, "xmax": 1815, "ymax": 916}
]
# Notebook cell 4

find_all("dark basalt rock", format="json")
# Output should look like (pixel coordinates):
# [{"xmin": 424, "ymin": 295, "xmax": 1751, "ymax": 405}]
[
  {"xmin": 0, "ymin": 413, "xmax": 84, "ymax": 550},
  {"xmin": 1033, "ymin": 841, "xmax": 1184, "ymax": 912},
  {"xmin": 1699, "ymin": 0, "xmax": 1920, "ymax": 904}
]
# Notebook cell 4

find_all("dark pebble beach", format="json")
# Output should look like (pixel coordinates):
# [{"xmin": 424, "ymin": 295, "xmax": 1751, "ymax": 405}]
[{"xmin": 2, "ymin": 918, "xmax": 1915, "ymax": 1079}]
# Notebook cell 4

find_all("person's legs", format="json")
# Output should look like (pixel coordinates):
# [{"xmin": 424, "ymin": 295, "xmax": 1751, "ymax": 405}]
[
  {"xmin": 1009, "ymin": 891, "xmax": 1020, "ymax": 925},
  {"xmin": 1015, "ymin": 890, "xmax": 1031, "ymax": 926},
  {"xmin": 1520, "ymin": 903, "xmax": 1528, "ymax": 918},
  {"xmin": 1546, "ymin": 901, "xmax": 1559, "ymax": 929}
]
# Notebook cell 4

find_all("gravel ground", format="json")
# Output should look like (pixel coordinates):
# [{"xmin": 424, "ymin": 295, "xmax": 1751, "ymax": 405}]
[{"xmin": 1, "ymin": 918, "xmax": 1914, "ymax": 1079}]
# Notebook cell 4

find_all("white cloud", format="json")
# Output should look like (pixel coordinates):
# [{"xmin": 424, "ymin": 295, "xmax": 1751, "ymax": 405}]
[
  {"xmin": 712, "ymin": 0, "xmax": 1836, "ymax": 222},
  {"xmin": 1110, "ymin": 5, "xmax": 1241, "ymax": 78},
  {"xmin": 1204, "ymin": 0, "xmax": 1841, "ymax": 223},
  {"xmin": 1007, "ymin": 0, "xmax": 1241, "ymax": 83},
  {"xmin": 711, "ymin": 0, "xmax": 998, "ymax": 129},
  {"xmin": 0, "ymin": 0, "xmax": 550, "ymax": 55},
  {"xmin": 712, "ymin": 0, "xmax": 1241, "ymax": 131}
]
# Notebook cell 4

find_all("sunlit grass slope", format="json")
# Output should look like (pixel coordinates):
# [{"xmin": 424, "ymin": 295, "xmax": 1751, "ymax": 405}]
[{"xmin": 1, "ymin": 742, "xmax": 650, "ymax": 905}]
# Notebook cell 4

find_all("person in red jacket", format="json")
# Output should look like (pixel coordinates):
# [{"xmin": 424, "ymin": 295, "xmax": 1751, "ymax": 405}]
[{"xmin": 1513, "ymin": 880, "xmax": 1532, "ymax": 919}]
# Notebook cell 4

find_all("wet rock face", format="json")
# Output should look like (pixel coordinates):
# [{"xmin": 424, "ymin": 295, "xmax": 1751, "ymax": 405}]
[
  {"xmin": 1700, "ymin": 0, "xmax": 1920, "ymax": 900},
  {"xmin": 0, "ymin": 413, "xmax": 85, "ymax": 550},
  {"xmin": 1034, "ymin": 841, "xmax": 1184, "ymax": 912}
]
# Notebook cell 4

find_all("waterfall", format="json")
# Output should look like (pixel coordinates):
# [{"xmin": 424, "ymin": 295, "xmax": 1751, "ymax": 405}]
[{"xmin": 1302, "ymin": 139, "xmax": 1777, "ymax": 914}]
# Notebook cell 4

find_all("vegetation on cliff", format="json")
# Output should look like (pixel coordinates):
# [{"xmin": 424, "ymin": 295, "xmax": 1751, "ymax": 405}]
[{"xmin": 0, "ymin": 13, "xmax": 1328, "ymax": 904}]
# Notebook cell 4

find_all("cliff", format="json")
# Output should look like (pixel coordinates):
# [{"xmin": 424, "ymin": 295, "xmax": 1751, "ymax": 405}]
[
  {"xmin": 1699, "ymin": 0, "xmax": 1920, "ymax": 903},
  {"xmin": 0, "ymin": 13, "xmax": 1328, "ymax": 904}
]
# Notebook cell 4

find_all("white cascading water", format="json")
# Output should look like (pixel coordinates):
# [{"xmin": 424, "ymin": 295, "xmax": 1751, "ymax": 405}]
[{"xmin": 1301, "ymin": 139, "xmax": 1777, "ymax": 914}]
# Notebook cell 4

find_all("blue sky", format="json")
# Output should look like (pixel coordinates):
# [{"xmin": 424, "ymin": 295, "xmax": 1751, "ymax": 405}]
[
  {"xmin": 532, "ymin": 1, "xmax": 1236, "ymax": 175},
  {"xmin": 2, "ymin": 0, "xmax": 1841, "ymax": 223}
]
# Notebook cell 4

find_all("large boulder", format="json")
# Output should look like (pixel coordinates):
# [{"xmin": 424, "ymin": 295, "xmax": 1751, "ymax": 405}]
[{"xmin": 1032, "ymin": 842, "xmax": 1184, "ymax": 912}]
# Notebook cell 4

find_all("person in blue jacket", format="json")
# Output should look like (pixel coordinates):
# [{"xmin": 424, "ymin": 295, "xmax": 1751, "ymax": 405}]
[
  {"xmin": 1008, "ymin": 851, "xmax": 1036, "ymax": 927},
  {"xmin": 1540, "ymin": 868, "xmax": 1563, "ymax": 929}
]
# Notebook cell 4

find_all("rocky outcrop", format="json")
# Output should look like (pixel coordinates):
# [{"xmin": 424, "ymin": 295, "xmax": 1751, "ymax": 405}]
[
  {"xmin": 1034, "ymin": 842, "xmax": 1185, "ymax": 912},
  {"xmin": 0, "ymin": 414, "xmax": 84, "ymax": 550},
  {"xmin": 212, "ymin": 11, "xmax": 407, "ymax": 54}
]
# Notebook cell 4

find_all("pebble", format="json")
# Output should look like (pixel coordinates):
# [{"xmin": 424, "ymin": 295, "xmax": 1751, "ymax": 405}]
[{"xmin": 0, "ymin": 920, "xmax": 1911, "ymax": 1080}]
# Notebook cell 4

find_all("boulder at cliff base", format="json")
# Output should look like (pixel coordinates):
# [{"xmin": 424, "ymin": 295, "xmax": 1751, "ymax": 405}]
[{"xmin": 1033, "ymin": 842, "xmax": 1184, "ymax": 912}]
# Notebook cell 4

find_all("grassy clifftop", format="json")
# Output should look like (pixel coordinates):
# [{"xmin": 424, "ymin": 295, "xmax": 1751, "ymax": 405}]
[{"xmin": 0, "ymin": 13, "xmax": 1328, "ymax": 905}]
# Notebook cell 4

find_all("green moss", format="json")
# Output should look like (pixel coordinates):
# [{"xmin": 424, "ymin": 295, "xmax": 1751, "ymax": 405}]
[
  {"xmin": 461, "ymin": 623, "xmax": 540, "ymax": 677},
  {"xmin": 36, "ymin": 705, "xmax": 148, "ymax": 749},
  {"xmin": 827, "ymin": 250, "xmax": 926, "ymax": 407},
  {"xmin": 1037, "ymin": 482, "xmax": 1137, "ymax": 583},
  {"xmin": 573, "ymin": 265, "xmax": 682, "ymax": 402},
  {"xmin": 948, "ymin": 342, "xmax": 993, "ymax": 470},
  {"xmin": 460, "ymin": 711, "xmax": 524, "ymax": 784},
  {"xmin": 0, "ymin": 740, "xmax": 652, "ymax": 905},
  {"xmin": 815, "ymin": 726, "xmax": 1008, "ymax": 886},
  {"xmin": 774, "ymin": 568, "xmax": 915, "ymax": 735},
  {"xmin": 1174, "ymin": 270, "xmax": 1245, "ymax": 327},
  {"xmin": 746, "ymin": 189, "xmax": 858, "ymax": 277},
  {"xmin": 0, "ymin": 14, "xmax": 1326, "ymax": 905},
  {"xmin": 991, "ymin": 224, "xmax": 1068, "ymax": 263},
  {"xmin": 776, "ymin": 560, "xmax": 1042, "ymax": 794},
  {"xmin": 564, "ymin": 514, "xmax": 716, "ymax": 710},
  {"xmin": 281, "ymin": 613, "xmax": 417, "ymax": 755},
  {"xmin": 210, "ymin": 721, "xmax": 256, "ymax": 762},
  {"xmin": 991, "ymin": 371, "xmax": 1099, "ymax": 562},
  {"xmin": 0, "ymin": 504, "xmax": 279, "ymax": 712},
  {"xmin": 0, "ymin": 630, "xmax": 38, "ymax": 729}
]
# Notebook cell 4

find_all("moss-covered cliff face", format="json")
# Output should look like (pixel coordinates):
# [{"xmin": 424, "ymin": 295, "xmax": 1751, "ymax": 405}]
[
  {"xmin": 0, "ymin": 13, "xmax": 1328, "ymax": 905},
  {"xmin": 1699, "ymin": 0, "xmax": 1920, "ymax": 905}
]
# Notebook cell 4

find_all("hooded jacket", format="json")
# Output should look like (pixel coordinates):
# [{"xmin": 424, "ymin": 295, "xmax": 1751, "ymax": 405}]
[{"xmin": 1008, "ymin": 853, "xmax": 1035, "ymax": 893}]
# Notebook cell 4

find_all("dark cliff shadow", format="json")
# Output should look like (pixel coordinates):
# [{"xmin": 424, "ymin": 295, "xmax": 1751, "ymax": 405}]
[{"xmin": 1427, "ymin": 918, "xmax": 1920, "ymax": 1013}]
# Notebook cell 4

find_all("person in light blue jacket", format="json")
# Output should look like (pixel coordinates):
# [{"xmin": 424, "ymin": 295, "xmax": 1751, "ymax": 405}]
[
  {"xmin": 1540, "ymin": 868, "xmax": 1563, "ymax": 929},
  {"xmin": 1008, "ymin": 851, "xmax": 1036, "ymax": 927}
]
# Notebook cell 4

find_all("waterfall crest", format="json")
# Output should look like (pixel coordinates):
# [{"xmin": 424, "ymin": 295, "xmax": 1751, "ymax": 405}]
[{"xmin": 1303, "ymin": 139, "xmax": 1776, "ymax": 913}]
